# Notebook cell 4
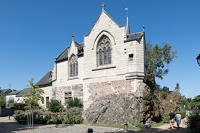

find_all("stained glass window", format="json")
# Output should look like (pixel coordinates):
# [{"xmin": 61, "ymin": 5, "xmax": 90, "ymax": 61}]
[{"xmin": 97, "ymin": 36, "xmax": 111, "ymax": 66}]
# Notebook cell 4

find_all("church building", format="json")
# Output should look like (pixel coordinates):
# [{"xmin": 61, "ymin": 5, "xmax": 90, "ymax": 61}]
[{"xmin": 36, "ymin": 4, "xmax": 146, "ymax": 110}]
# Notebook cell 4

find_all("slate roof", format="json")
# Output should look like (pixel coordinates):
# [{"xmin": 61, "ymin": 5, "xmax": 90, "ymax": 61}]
[
  {"xmin": 7, "ymin": 90, "xmax": 20, "ymax": 95},
  {"xmin": 55, "ymin": 42, "xmax": 84, "ymax": 63},
  {"xmin": 55, "ymin": 47, "xmax": 69, "ymax": 62},
  {"xmin": 16, "ymin": 88, "xmax": 32, "ymax": 97},
  {"xmin": 55, "ymin": 31, "xmax": 142, "ymax": 63},
  {"xmin": 77, "ymin": 43, "xmax": 84, "ymax": 56},
  {"xmin": 1, "ymin": 89, "xmax": 12, "ymax": 95},
  {"xmin": 125, "ymin": 32, "xmax": 144, "ymax": 42},
  {"xmin": 36, "ymin": 71, "xmax": 52, "ymax": 87}
]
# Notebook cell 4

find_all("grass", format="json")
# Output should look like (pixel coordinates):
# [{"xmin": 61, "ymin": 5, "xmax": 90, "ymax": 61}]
[
  {"xmin": 84, "ymin": 123, "xmax": 140, "ymax": 130},
  {"xmin": 84, "ymin": 121, "xmax": 167, "ymax": 130},
  {"xmin": 152, "ymin": 121, "xmax": 166, "ymax": 127}
]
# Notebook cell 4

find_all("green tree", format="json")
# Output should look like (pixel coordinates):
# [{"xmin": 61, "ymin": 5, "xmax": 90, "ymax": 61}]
[
  {"xmin": 180, "ymin": 96, "xmax": 190, "ymax": 109},
  {"xmin": 48, "ymin": 99, "xmax": 64, "ymax": 112},
  {"xmin": 145, "ymin": 42, "xmax": 176, "ymax": 85},
  {"xmin": 0, "ymin": 95, "xmax": 5, "ymax": 107},
  {"xmin": 162, "ymin": 86, "xmax": 169, "ymax": 92},
  {"xmin": 143, "ymin": 42, "xmax": 176, "ymax": 121},
  {"xmin": 174, "ymin": 83, "xmax": 180, "ymax": 92},
  {"xmin": 160, "ymin": 86, "xmax": 169, "ymax": 99},
  {"xmin": 0, "ymin": 87, "xmax": 6, "ymax": 107},
  {"xmin": 191, "ymin": 95, "xmax": 200, "ymax": 109},
  {"xmin": 23, "ymin": 78, "xmax": 44, "ymax": 109}
]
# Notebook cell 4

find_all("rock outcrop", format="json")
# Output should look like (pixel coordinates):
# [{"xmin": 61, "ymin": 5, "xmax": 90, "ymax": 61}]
[{"xmin": 83, "ymin": 94, "xmax": 144, "ymax": 126}]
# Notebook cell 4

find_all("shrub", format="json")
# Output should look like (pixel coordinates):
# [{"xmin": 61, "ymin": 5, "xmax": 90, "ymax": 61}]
[
  {"xmin": 47, "ymin": 115, "xmax": 63, "ymax": 124},
  {"xmin": 179, "ymin": 108, "xmax": 186, "ymax": 119},
  {"xmin": 33, "ymin": 111, "xmax": 46, "ymax": 124},
  {"xmin": 67, "ymin": 98, "xmax": 83, "ymax": 108},
  {"xmin": 30, "ymin": 101, "xmax": 41, "ymax": 110},
  {"xmin": 160, "ymin": 91, "xmax": 168, "ymax": 99},
  {"xmin": 180, "ymin": 96, "xmax": 190, "ymax": 109},
  {"xmin": 48, "ymin": 99, "xmax": 64, "ymax": 113},
  {"xmin": 8, "ymin": 103, "xmax": 15, "ymax": 109},
  {"xmin": 62, "ymin": 112, "xmax": 83, "ymax": 124},
  {"xmin": 67, "ymin": 107, "xmax": 83, "ymax": 113},
  {"xmin": 191, "ymin": 95, "xmax": 200, "ymax": 109},
  {"xmin": 14, "ymin": 110, "xmax": 24, "ymax": 115},
  {"xmin": 136, "ymin": 122, "xmax": 145, "ymax": 129},
  {"xmin": 187, "ymin": 110, "xmax": 200, "ymax": 131},
  {"xmin": 0, "ymin": 95, "xmax": 6, "ymax": 107},
  {"xmin": 152, "ymin": 113, "xmax": 162, "ymax": 122},
  {"xmin": 12, "ymin": 103, "xmax": 27, "ymax": 110},
  {"xmin": 62, "ymin": 107, "xmax": 83, "ymax": 124},
  {"xmin": 14, "ymin": 107, "xmax": 83, "ymax": 125},
  {"xmin": 161, "ymin": 112, "xmax": 169, "ymax": 123},
  {"xmin": 14, "ymin": 112, "xmax": 27, "ymax": 122}
]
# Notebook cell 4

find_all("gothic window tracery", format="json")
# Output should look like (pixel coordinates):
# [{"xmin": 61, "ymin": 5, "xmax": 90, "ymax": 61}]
[
  {"xmin": 69, "ymin": 55, "xmax": 78, "ymax": 77},
  {"xmin": 97, "ymin": 35, "xmax": 111, "ymax": 66}
]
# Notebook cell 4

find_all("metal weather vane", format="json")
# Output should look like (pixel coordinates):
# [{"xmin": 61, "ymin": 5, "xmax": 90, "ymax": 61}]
[{"xmin": 197, "ymin": 54, "xmax": 200, "ymax": 67}]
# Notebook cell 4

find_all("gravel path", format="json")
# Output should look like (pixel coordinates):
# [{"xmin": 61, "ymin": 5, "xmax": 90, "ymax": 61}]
[
  {"xmin": 0, "ymin": 117, "xmax": 189, "ymax": 133},
  {"xmin": 0, "ymin": 117, "xmax": 126, "ymax": 133}
]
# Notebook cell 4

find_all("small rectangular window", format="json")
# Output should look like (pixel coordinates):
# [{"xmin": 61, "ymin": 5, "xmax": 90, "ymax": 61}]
[
  {"xmin": 70, "ymin": 64, "xmax": 72, "ymax": 77},
  {"xmin": 65, "ymin": 92, "xmax": 72, "ymax": 105},
  {"xmin": 41, "ymin": 97, "xmax": 44, "ymax": 104},
  {"xmin": 75, "ymin": 63, "xmax": 78, "ymax": 76},
  {"xmin": 46, "ymin": 97, "xmax": 49, "ymax": 108},
  {"xmin": 129, "ymin": 54, "xmax": 134, "ymax": 61}
]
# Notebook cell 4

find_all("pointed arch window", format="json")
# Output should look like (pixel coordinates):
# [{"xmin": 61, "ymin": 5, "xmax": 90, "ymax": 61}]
[
  {"xmin": 97, "ymin": 36, "xmax": 111, "ymax": 66},
  {"xmin": 69, "ymin": 55, "xmax": 78, "ymax": 77}
]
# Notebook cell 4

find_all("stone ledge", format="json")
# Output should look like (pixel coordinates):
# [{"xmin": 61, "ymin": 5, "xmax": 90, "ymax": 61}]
[
  {"xmin": 125, "ymin": 75, "xmax": 144, "ymax": 80},
  {"xmin": 68, "ymin": 77, "xmax": 79, "ymax": 80},
  {"xmin": 92, "ymin": 66, "xmax": 116, "ymax": 71}
]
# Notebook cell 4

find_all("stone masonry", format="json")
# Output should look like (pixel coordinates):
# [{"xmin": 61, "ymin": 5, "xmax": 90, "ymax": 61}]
[{"xmin": 37, "ymin": 5, "xmax": 146, "ymax": 118}]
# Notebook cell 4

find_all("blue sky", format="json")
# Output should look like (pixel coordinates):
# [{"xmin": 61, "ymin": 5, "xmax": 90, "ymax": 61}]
[{"xmin": 0, "ymin": 0, "xmax": 199, "ymax": 98}]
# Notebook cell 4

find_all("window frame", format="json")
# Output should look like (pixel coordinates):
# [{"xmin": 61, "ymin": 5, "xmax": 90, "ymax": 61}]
[
  {"xmin": 46, "ymin": 97, "xmax": 49, "ymax": 108},
  {"xmin": 41, "ymin": 97, "xmax": 44, "ymax": 104},
  {"xmin": 96, "ymin": 36, "xmax": 112, "ymax": 66},
  {"xmin": 69, "ymin": 55, "xmax": 78, "ymax": 78},
  {"xmin": 64, "ymin": 92, "xmax": 72, "ymax": 105},
  {"xmin": 129, "ymin": 54, "xmax": 134, "ymax": 61}
]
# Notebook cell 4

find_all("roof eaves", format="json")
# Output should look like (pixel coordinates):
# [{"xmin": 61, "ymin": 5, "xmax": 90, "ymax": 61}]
[{"xmin": 124, "ymin": 32, "xmax": 144, "ymax": 43}]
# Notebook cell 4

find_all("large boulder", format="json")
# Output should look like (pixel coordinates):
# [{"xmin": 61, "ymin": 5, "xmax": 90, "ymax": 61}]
[{"xmin": 83, "ymin": 94, "xmax": 144, "ymax": 125}]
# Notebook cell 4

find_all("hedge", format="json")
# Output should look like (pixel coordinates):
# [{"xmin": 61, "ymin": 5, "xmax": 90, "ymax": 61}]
[{"xmin": 14, "ymin": 107, "xmax": 83, "ymax": 125}]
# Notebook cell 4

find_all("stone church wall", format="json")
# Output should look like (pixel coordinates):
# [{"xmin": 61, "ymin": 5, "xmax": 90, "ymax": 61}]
[
  {"xmin": 53, "ymin": 84, "xmax": 83, "ymax": 106},
  {"xmin": 54, "ymin": 57, "xmax": 84, "ymax": 87},
  {"xmin": 39, "ymin": 84, "xmax": 83, "ymax": 108},
  {"xmin": 38, "ymin": 9, "xmax": 146, "ymax": 112},
  {"xmin": 39, "ymin": 86, "xmax": 53, "ymax": 108}
]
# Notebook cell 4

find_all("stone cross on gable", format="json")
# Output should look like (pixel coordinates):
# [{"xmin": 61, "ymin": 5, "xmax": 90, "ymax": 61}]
[
  {"xmin": 143, "ymin": 24, "xmax": 145, "ymax": 32},
  {"xmin": 101, "ymin": 2, "xmax": 106, "ymax": 11},
  {"xmin": 125, "ymin": 8, "xmax": 128, "ymax": 16}
]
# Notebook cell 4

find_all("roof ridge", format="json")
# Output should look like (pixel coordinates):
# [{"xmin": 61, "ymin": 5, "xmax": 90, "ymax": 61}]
[
  {"xmin": 36, "ymin": 71, "xmax": 52, "ymax": 86},
  {"xmin": 85, "ymin": 9, "xmax": 121, "ymax": 37}
]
